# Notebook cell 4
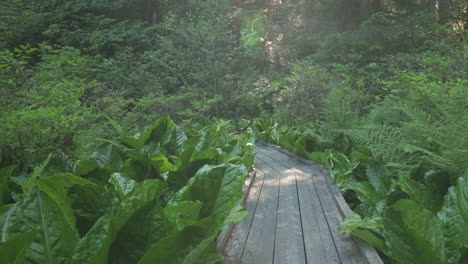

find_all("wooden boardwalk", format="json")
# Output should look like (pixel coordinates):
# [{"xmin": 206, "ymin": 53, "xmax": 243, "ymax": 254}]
[{"xmin": 220, "ymin": 143, "xmax": 382, "ymax": 264}]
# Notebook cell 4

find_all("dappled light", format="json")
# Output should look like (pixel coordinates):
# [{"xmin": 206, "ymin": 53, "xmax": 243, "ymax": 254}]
[{"xmin": 0, "ymin": 0, "xmax": 466, "ymax": 263}]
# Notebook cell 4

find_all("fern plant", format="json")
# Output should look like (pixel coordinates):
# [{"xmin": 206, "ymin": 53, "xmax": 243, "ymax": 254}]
[{"xmin": 341, "ymin": 102, "xmax": 468, "ymax": 177}]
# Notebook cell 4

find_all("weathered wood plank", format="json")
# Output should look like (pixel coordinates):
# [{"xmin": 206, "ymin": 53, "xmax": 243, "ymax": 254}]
[
  {"xmin": 310, "ymin": 169, "xmax": 364, "ymax": 264},
  {"xmin": 222, "ymin": 143, "xmax": 383, "ymax": 264},
  {"xmin": 240, "ymin": 158, "xmax": 280, "ymax": 263},
  {"xmin": 219, "ymin": 170, "xmax": 257, "ymax": 251},
  {"xmin": 255, "ymin": 153, "xmax": 306, "ymax": 264},
  {"xmin": 223, "ymin": 169, "xmax": 265, "ymax": 264},
  {"xmin": 257, "ymin": 147, "xmax": 341, "ymax": 264},
  {"xmin": 295, "ymin": 168, "xmax": 341, "ymax": 264},
  {"xmin": 258, "ymin": 145, "xmax": 365, "ymax": 264},
  {"xmin": 321, "ymin": 169, "xmax": 384, "ymax": 264},
  {"xmin": 263, "ymin": 143, "xmax": 383, "ymax": 264}
]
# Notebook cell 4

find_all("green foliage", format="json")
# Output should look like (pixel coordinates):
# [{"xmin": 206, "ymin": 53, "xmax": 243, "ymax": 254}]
[
  {"xmin": 0, "ymin": 0, "xmax": 466, "ymax": 263},
  {"xmin": 0, "ymin": 116, "xmax": 254, "ymax": 263},
  {"xmin": 240, "ymin": 12, "xmax": 267, "ymax": 63},
  {"xmin": 0, "ymin": 46, "xmax": 98, "ymax": 166},
  {"xmin": 272, "ymin": 62, "xmax": 333, "ymax": 122},
  {"xmin": 248, "ymin": 112, "xmax": 467, "ymax": 263}
]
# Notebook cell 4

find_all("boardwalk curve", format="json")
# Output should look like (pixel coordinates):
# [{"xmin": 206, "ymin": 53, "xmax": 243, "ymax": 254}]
[{"xmin": 220, "ymin": 143, "xmax": 383, "ymax": 264}]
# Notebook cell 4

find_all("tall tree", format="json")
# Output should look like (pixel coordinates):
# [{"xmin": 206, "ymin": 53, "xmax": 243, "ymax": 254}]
[{"xmin": 438, "ymin": 0, "xmax": 451, "ymax": 24}]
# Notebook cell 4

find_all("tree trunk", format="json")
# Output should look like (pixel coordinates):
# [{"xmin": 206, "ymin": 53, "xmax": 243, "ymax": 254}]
[
  {"xmin": 372, "ymin": 0, "xmax": 383, "ymax": 13},
  {"xmin": 438, "ymin": 0, "xmax": 450, "ymax": 24},
  {"xmin": 150, "ymin": 0, "xmax": 161, "ymax": 24}
]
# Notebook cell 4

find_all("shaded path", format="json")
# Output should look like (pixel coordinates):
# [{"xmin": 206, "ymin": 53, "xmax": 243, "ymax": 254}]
[{"xmin": 220, "ymin": 143, "xmax": 382, "ymax": 264}]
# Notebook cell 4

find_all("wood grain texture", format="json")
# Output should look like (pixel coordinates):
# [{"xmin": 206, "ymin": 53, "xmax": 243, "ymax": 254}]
[
  {"xmin": 259, "ymin": 147, "xmax": 363, "ymax": 264},
  {"xmin": 256, "ymin": 153, "xmax": 306, "ymax": 264},
  {"xmin": 221, "ymin": 143, "xmax": 383, "ymax": 264},
  {"xmin": 222, "ymin": 169, "xmax": 264, "ymax": 264},
  {"xmin": 264, "ymin": 143, "xmax": 383, "ymax": 264},
  {"xmin": 241, "ymin": 159, "xmax": 280, "ymax": 263}
]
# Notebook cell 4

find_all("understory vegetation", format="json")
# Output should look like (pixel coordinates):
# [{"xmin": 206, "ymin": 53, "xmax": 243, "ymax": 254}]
[
  {"xmin": 0, "ymin": 116, "xmax": 254, "ymax": 263},
  {"xmin": 0, "ymin": 0, "xmax": 467, "ymax": 263}
]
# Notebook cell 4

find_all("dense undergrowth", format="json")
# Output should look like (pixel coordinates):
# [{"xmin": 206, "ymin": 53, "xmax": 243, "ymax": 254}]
[
  {"xmin": 249, "ymin": 102, "xmax": 467, "ymax": 263},
  {"xmin": 1, "ymin": 0, "xmax": 467, "ymax": 263},
  {"xmin": 0, "ymin": 116, "xmax": 255, "ymax": 263}
]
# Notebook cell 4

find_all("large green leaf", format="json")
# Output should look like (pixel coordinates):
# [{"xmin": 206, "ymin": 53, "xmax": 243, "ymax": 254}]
[
  {"xmin": 172, "ymin": 164, "xmax": 248, "ymax": 218},
  {"xmin": 68, "ymin": 182, "xmax": 116, "ymax": 237},
  {"xmin": 167, "ymin": 137, "xmax": 218, "ymax": 188},
  {"xmin": 109, "ymin": 201, "xmax": 169, "ymax": 264},
  {"xmin": 339, "ymin": 214, "xmax": 387, "ymax": 253},
  {"xmin": 137, "ymin": 215, "xmax": 223, "ymax": 264},
  {"xmin": 343, "ymin": 165, "xmax": 396, "ymax": 214},
  {"xmin": 438, "ymin": 171, "xmax": 468, "ymax": 263},
  {"xmin": 400, "ymin": 175, "xmax": 443, "ymax": 213},
  {"xmin": 450, "ymin": 172, "xmax": 468, "ymax": 246},
  {"xmin": 35, "ymin": 173, "xmax": 94, "ymax": 232},
  {"xmin": 150, "ymin": 154, "xmax": 177, "ymax": 175},
  {"xmin": 165, "ymin": 201, "xmax": 203, "ymax": 231},
  {"xmin": 89, "ymin": 143, "xmax": 125, "ymax": 172},
  {"xmin": 294, "ymin": 132, "xmax": 320, "ymax": 157},
  {"xmin": 0, "ymin": 230, "xmax": 39, "ymax": 264},
  {"xmin": 322, "ymin": 150, "xmax": 359, "ymax": 191},
  {"xmin": 2, "ymin": 191, "xmax": 79, "ymax": 264},
  {"xmin": 166, "ymin": 125, "xmax": 187, "ymax": 156},
  {"xmin": 383, "ymin": 199, "xmax": 446, "ymax": 264},
  {"xmin": 70, "ymin": 179, "xmax": 166, "ymax": 264},
  {"xmin": 350, "ymin": 182, "xmax": 387, "ymax": 210},
  {"xmin": 251, "ymin": 118, "xmax": 278, "ymax": 143},
  {"xmin": 109, "ymin": 172, "xmax": 137, "ymax": 200},
  {"xmin": 137, "ymin": 164, "xmax": 248, "ymax": 263},
  {"xmin": 366, "ymin": 165, "xmax": 392, "ymax": 194},
  {"xmin": 137, "ymin": 115, "xmax": 175, "ymax": 148},
  {"xmin": 0, "ymin": 165, "xmax": 16, "ymax": 205},
  {"xmin": 120, "ymin": 154, "xmax": 157, "ymax": 182},
  {"xmin": 119, "ymin": 152, "xmax": 176, "ymax": 182},
  {"xmin": 0, "ymin": 204, "xmax": 13, "ymax": 239}
]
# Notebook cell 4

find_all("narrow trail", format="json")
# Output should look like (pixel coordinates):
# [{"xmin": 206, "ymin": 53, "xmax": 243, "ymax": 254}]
[{"xmin": 220, "ymin": 143, "xmax": 382, "ymax": 264}]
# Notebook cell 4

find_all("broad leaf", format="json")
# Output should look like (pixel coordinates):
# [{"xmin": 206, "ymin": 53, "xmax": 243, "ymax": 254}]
[
  {"xmin": 2, "ymin": 191, "xmax": 79, "ymax": 264},
  {"xmin": 109, "ymin": 201, "xmax": 169, "ymax": 264},
  {"xmin": 339, "ymin": 214, "xmax": 387, "ymax": 253},
  {"xmin": 165, "ymin": 201, "xmax": 203, "ymax": 231},
  {"xmin": 70, "ymin": 179, "xmax": 166, "ymax": 264},
  {"xmin": 400, "ymin": 175, "xmax": 443, "ymax": 213},
  {"xmin": 109, "ymin": 172, "xmax": 137, "ymax": 199},
  {"xmin": 0, "ymin": 230, "xmax": 39, "ymax": 264},
  {"xmin": 438, "ymin": 171, "xmax": 468, "ymax": 263},
  {"xmin": 137, "ymin": 215, "xmax": 223, "ymax": 264},
  {"xmin": 137, "ymin": 116, "xmax": 175, "ymax": 148},
  {"xmin": 89, "ymin": 143, "xmax": 125, "ymax": 171},
  {"xmin": 0, "ymin": 165, "xmax": 16, "ymax": 205},
  {"xmin": 172, "ymin": 164, "xmax": 248, "ymax": 218},
  {"xmin": 35, "ymin": 173, "xmax": 94, "ymax": 231},
  {"xmin": 383, "ymin": 199, "xmax": 446, "ymax": 264}
]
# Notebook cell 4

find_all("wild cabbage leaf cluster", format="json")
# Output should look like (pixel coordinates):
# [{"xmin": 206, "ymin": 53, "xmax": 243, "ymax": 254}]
[{"xmin": 0, "ymin": 116, "xmax": 255, "ymax": 263}]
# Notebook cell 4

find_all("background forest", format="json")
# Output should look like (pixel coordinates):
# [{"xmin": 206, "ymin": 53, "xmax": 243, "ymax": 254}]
[{"xmin": 0, "ymin": 0, "xmax": 467, "ymax": 263}]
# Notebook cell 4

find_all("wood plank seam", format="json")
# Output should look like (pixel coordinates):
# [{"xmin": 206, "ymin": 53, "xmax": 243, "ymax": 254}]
[
  {"xmin": 259, "ymin": 149, "xmax": 344, "ymax": 264},
  {"xmin": 294, "ymin": 170, "xmax": 309, "ymax": 264},
  {"xmin": 298, "ymin": 168, "xmax": 340, "ymax": 264},
  {"xmin": 240, "ymin": 159, "xmax": 281, "ymax": 263},
  {"xmin": 239, "ymin": 166, "xmax": 266, "ymax": 258},
  {"xmin": 310, "ymin": 172, "xmax": 344, "ymax": 264},
  {"xmin": 259, "ymin": 142, "xmax": 383, "ymax": 264},
  {"xmin": 257, "ymin": 151, "xmax": 312, "ymax": 263},
  {"xmin": 218, "ymin": 168, "xmax": 258, "ymax": 255},
  {"xmin": 253, "ymin": 157, "xmax": 283, "ymax": 264},
  {"xmin": 226, "ymin": 167, "xmax": 267, "ymax": 264},
  {"xmin": 258, "ymin": 146, "xmax": 367, "ymax": 263}
]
